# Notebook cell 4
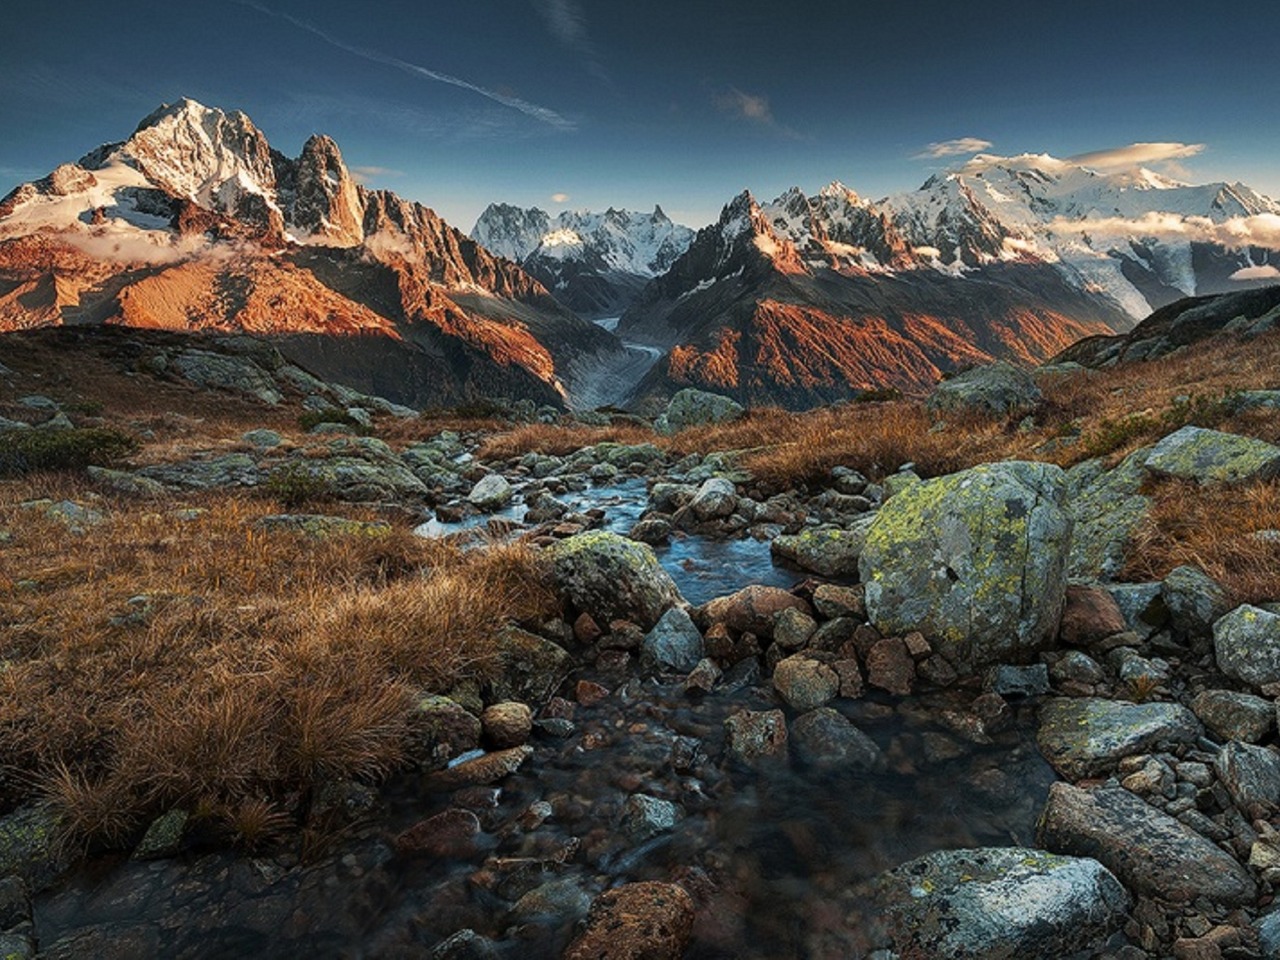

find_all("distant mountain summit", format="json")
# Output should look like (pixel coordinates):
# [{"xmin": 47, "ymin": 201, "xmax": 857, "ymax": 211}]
[
  {"xmin": 0, "ymin": 98, "xmax": 622, "ymax": 407},
  {"xmin": 472, "ymin": 204, "xmax": 694, "ymax": 318}
]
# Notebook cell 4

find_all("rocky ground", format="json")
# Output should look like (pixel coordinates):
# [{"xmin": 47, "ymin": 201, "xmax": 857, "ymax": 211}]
[{"xmin": 2, "ymin": 309, "xmax": 1280, "ymax": 958}]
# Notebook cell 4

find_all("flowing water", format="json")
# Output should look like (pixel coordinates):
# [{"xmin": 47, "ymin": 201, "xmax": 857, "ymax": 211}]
[{"xmin": 32, "ymin": 483, "xmax": 1057, "ymax": 959}]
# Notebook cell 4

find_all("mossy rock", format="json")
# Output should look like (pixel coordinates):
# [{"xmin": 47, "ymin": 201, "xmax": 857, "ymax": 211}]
[{"xmin": 550, "ymin": 532, "xmax": 683, "ymax": 630}]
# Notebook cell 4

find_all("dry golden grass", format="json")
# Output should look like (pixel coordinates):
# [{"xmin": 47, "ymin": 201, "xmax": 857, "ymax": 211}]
[
  {"xmin": 0, "ymin": 477, "xmax": 554, "ymax": 847},
  {"xmin": 1122, "ymin": 478, "xmax": 1280, "ymax": 604}
]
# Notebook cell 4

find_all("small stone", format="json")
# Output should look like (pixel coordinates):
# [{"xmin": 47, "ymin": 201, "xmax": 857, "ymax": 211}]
[
  {"xmin": 683, "ymin": 658, "xmax": 721, "ymax": 694},
  {"xmin": 427, "ymin": 746, "xmax": 533, "ymax": 790},
  {"xmin": 1215, "ymin": 740, "xmax": 1280, "ymax": 814},
  {"xmin": 772, "ymin": 607, "xmax": 817, "ymax": 650},
  {"xmin": 772, "ymin": 655, "xmax": 840, "ymax": 712},
  {"xmin": 984, "ymin": 662, "xmax": 1050, "ymax": 697},
  {"xmin": 576, "ymin": 680, "xmax": 610, "ymax": 706},
  {"xmin": 466, "ymin": 474, "xmax": 513, "ymax": 511},
  {"xmin": 790, "ymin": 707, "xmax": 884, "ymax": 770},
  {"xmin": 832, "ymin": 658, "xmax": 864, "ymax": 698},
  {"xmin": 621, "ymin": 794, "xmax": 682, "ymax": 843},
  {"xmin": 724, "ymin": 709, "xmax": 788, "ymax": 769},
  {"xmin": 480, "ymin": 702, "xmax": 533, "ymax": 749},
  {"xmin": 395, "ymin": 809, "xmax": 482, "ymax": 858},
  {"xmin": 573, "ymin": 612, "xmax": 602, "ymax": 644},
  {"xmin": 866, "ymin": 637, "xmax": 914, "ymax": 695},
  {"xmin": 1060, "ymin": 584, "xmax": 1127, "ymax": 645},
  {"xmin": 641, "ymin": 607, "xmax": 705, "ymax": 673},
  {"xmin": 811, "ymin": 583, "xmax": 865, "ymax": 620}
]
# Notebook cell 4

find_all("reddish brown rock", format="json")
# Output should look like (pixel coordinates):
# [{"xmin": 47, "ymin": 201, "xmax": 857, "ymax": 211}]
[
  {"xmin": 564, "ymin": 882, "xmax": 695, "ymax": 960},
  {"xmin": 574, "ymin": 612, "xmax": 603, "ymax": 644},
  {"xmin": 426, "ymin": 745, "xmax": 532, "ymax": 790},
  {"xmin": 833, "ymin": 658, "xmax": 864, "ymax": 699},
  {"xmin": 866, "ymin": 637, "xmax": 915, "ymax": 696},
  {"xmin": 394, "ymin": 808, "xmax": 481, "ymax": 858},
  {"xmin": 480, "ymin": 701, "xmax": 532, "ymax": 749},
  {"xmin": 702, "ymin": 585, "xmax": 812, "ymax": 639},
  {"xmin": 576, "ymin": 679, "xmax": 610, "ymax": 706},
  {"xmin": 1059, "ymin": 585, "xmax": 1127, "ymax": 646}
]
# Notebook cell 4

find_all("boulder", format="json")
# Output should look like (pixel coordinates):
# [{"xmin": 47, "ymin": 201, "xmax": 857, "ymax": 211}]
[
  {"xmin": 724, "ymin": 709, "xmax": 788, "ymax": 769},
  {"xmin": 171, "ymin": 349, "xmax": 282, "ymax": 404},
  {"xmin": 1037, "ymin": 697, "xmax": 1203, "ymax": 779},
  {"xmin": 859, "ymin": 461, "xmax": 1072, "ymax": 670},
  {"xmin": 875, "ymin": 846, "xmax": 1129, "ymax": 960},
  {"xmin": 466, "ymin": 474, "xmax": 513, "ymax": 511},
  {"xmin": 480, "ymin": 702, "xmax": 533, "ymax": 749},
  {"xmin": 1039, "ymin": 782, "xmax": 1256, "ymax": 906},
  {"xmin": 1162, "ymin": 565, "xmax": 1231, "ymax": 638},
  {"xmin": 790, "ymin": 708, "xmax": 884, "ymax": 770},
  {"xmin": 138, "ymin": 454, "xmax": 261, "ymax": 489},
  {"xmin": 1214, "ymin": 605, "xmax": 1280, "ymax": 687},
  {"xmin": 1215, "ymin": 740, "xmax": 1280, "ymax": 813},
  {"xmin": 641, "ymin": 607, "xmax": 705, "ymax": 673},
  {"xmin": 701, "ymin": 585, "xmax": 811, "ymax": 639},
  {"xmin": 1065, "ymin": 450, "xmax": 1151, "ymax": 581},
  {"xmin": 770, "ymin": 518, "xmax": 872, "ymax": 579},
  {"xmin": 686, "ymin": 477, "xmax": 737, "ymax": 521},
  {"xmin": 661, "ymin": 388, "xmax": 745, "ymax": 433},
  {"xmin": 1191, "ymin": 690, "xmax": 1274, "ymax": 743},
  {"xmin": 85, "ymin": 466, "xmax": 167, "ymax": 497},
  {"xmin": 811, "ymin": 583, "xmax": 865, "ymax": 620},
  {"xmin": 926, "ymin": 361, "xmax": 1042, "ymax": 418},
  {"xmin": 550, "ymin": 532, "xmax": 683, "ymax": 631},
  {"xmin": 563, "ymin": 882, "xmax": 694, "ymax": 960},
  {"xmin": 1059, "ymin": 584, "xmax": 1127, "ymax": 646},
  {"xmin": 1144, "ymin": 425, "xmax": 1280, "ymax": 485},
  {"xmin": 485, "ymin": 628, "xmax": 573, "ymax": 705},
  {"xmin": 772, "ymin": 655, "xmax": 839, "ymax": 712}
]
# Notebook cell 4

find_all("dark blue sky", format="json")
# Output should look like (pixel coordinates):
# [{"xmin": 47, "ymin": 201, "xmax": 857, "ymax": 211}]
[{"xmin": 2, "ymin": 1, "xmax": 1277, "ymax": 229}]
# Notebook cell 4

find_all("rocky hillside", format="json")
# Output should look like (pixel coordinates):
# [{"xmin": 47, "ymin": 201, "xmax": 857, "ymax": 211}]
[
  {"xmin": 0, "ymin": 99, "xmax": 624, "ymax": 408},
  {"xmin": 471, "ymin": 204, "xmax": 695, "ymax": 319}
]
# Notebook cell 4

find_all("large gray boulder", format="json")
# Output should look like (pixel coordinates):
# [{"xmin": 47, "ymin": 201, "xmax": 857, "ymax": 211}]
[
  {"xmin": 859, "ymin": 461, "xmax": 1072, "ymax": 670},
  {"xmin": 1214, "ymin": 605, "xmax": 1280, "ymax": 688},
  {"xmin": 466, "ymin": 474, "xmax": 513, "ymax": 511},
  {"xmin": 1144, "ymin": 425, "xmax": 1280, "ymax": 485},
  {"xmin": 875, "ymin": 847, "xmax": 1129, "ymax": 960},
  {"xmin": 660, "ymin": 388, "xmax": 745, "ymax": 433},
  {"xmin": 550, "ymin": 532, "xmax": 684, "ymax": 631},
  {"xmin": 770, "ymin": 516, "xmax": 874, "ymax": 579},
  {"xmin": 1039, "ymin": 782, "xmax": 1257, "ymax": 906},
  {"xmin": 926, "ymin": 361, "xmax": 1042, "ymax": 418},
  {"xmin": 171, "ymin": 349, "xmax": 282, "ymax": 405},
  {"xmin": 1037, "ymin": 697, "xmax": 1203, "ymax": 780},
  {"xmin": 1066, "ymin": 450, "xmax": 1151, "ymax": 581},
  {"xmin": 686, "ymin": 477, "xmax": 737, "ymax": 521}
]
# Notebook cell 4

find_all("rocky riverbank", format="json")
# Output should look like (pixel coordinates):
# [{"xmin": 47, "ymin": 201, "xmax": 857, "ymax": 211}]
[{"xmin": 3, "ymin": 317, "xmax": 1280, "ymax": 958}]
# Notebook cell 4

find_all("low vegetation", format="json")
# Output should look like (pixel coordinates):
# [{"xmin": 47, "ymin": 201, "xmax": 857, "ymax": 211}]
[
  {"xmin": 0, "ymin": 427, "xmax": 138, "ymax": 476},
  {"xmin": 0, "ymin": 479, "xmax": 554, "ymax": 849}
]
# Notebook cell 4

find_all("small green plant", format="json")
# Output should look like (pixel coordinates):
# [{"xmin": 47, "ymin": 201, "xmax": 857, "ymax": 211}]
[
  {"xmin": 263, "ymin": 462, "xmax": 334, "ymax": 509},
  {"xmin": 1077, "ymin": 412, "xmax": 1158, "ymax": 459},
  {"xmin": 0, "ymin": 427, "xmax": 138, "ymax": 476},
  {"xmin": 62, "ymin": 399, "xmax": 105, "ymax": 417}
]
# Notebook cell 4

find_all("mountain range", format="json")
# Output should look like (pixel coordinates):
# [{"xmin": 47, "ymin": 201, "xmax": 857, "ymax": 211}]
[{"xmin": 3, "ymin": 98, "xmax": 1278, "ymax": 410}]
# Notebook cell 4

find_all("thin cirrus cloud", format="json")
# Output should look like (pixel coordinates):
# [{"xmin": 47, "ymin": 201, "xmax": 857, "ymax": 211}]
[
  {"xmin": 233, "ymin": 0, "xmax": 576, "ymax": 132},
  {"xmin": 532, "ymin": 0, "xmax": 608, "ymax": 82},
  {"xmin": 713, "ymin": 87, "xmax": 775, "ymax": 125},
  {"xmin": 1068, "ymin": 142, "xmax": 1205, "ymax": 170},
  {"xmin": 350, "ymin": 166, "xmax": 403, "ymax": 184},
  {"xmin": 550, "ymin": 192, "xmax": 570, "ymax": 203},
  {"xmin": 914, "ymin": 137, "xmax": 994, "ymax": 159}
]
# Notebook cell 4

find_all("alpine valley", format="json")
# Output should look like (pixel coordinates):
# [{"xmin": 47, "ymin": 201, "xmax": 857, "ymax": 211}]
[{"xmin": 4, "ymin": 99, "xmax": 1280, "ymax": 410}]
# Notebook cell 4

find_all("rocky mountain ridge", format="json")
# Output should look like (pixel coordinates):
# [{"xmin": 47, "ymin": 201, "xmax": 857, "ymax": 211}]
[
  {"xmin": 0, "ymin": 98, "xmax": 623, "ymax": 408},
  {"xmin": 471, "ymin": 203, "xmax": 695, "ymax": 318}
]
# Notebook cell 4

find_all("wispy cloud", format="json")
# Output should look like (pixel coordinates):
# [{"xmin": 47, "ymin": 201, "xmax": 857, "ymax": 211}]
[
  {"xmin": 550, "ymin": 192, "xmax": 570, "ymax": 203},
  {"xmin": 914, "ymin": 137, "xmax": 994, "ymax": 159},
  {"xmin": 1069, "ymin": 142, "xmax": 1205, "ymax": 171},
  {"xmin": 714, "ymin": 87, "xmax": 775, "ymax": 125},
  {"xmin": 349, "ymin": 165, "xmax": 403, "ymax": 184},
  {"xmin": 532, "ymin": 0, "xmax": 608, "ymax": 82},
  {"xmin": 233, "ymin": 0, "xmax": 575, "ymax": 131},
  {"xmin": 1050, "ymin": 211, "xmax": 1280, "ymax": 251}
]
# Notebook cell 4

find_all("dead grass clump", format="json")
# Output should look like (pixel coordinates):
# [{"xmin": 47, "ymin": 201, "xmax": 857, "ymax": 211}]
[
  {"xmin": 0, "ymin": 482, "xmax": 555, "ymax": 849},
  {"xmin": 1122, "ymin": 478, "xmax": 1280, "ymax": 604}
]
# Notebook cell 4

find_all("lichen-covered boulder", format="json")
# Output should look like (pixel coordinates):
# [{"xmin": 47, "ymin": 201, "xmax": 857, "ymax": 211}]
[
  {"xmin": 926, "ymin": 361, "xmax": 1042, "ymax": 417},
  {"xmin": 660, "ymin": 388, "xmax": 745, "ymax": 434},
  {"xmin": 770, "ymin": 517, "xmax": 873, "ymax": 579},
  {"xmin": 466, "ymin": 473, "xmax": 513, "ymax": 511},
  {"xmin": 171, "ymin": 349, "xmax": 282, "ymax": 405},
  {"xmin": 1214, "ymin": 605, "xmax": 1280, "ymax": 688},
  {"xmin": 772, "ymin": 655, "xmax": 839, "ymax": 712},
  {"xmin": 859, "ymin": 461, "xmax": 1072, "ymax": 670},
  {"xmin": 686, "ymin": 477, "xmax": 737, "ymax": 521},
  {"xmin": 1037, "ymin": 697, "xmax": 1203, "ymax": 780},
  {"xmin": 1144, "ymin": 425, "xmax": 1280, "ymax": 485},
  {"xmin": 875, "ymin": 847, "xmax": 1129, "ymax": 960},
  {"xmin": 1065, "ymin": 449, "xmax": 1151, "ymax": 581},
  {"xmin": 138, "ymin": 454, "xmax": 261, "ymax": 489},
  {"xmin": 1039, "ymin": 782, "xmax": 1257, "ymax": 906},
  {"xmin": 550, "ymin": 532, "xmax": 684, "ymax": 631}
]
